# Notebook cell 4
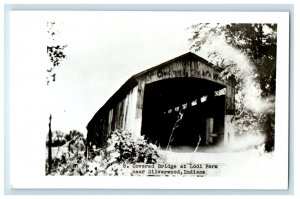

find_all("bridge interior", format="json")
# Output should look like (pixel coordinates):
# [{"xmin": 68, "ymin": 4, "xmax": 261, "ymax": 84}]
[{"xmin": 141, "ymin": 77, "xmax": 226, "ymax": 148}]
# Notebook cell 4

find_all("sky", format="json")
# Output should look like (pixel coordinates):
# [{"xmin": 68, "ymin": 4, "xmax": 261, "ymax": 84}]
[{"xmin": 9, "ymin": 11, "xmax": 205, "ymax": 135}]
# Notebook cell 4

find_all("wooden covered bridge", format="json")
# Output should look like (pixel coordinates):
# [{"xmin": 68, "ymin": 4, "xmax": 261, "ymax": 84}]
[{"xmin": 86, "ymin": 52, "xmax": 235, "ymax": 149}]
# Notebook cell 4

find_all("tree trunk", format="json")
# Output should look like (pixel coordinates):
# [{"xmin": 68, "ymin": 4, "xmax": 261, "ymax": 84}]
[{"xmin": 264, "ymin": 113, "xmax": 275, "ymax": 152}]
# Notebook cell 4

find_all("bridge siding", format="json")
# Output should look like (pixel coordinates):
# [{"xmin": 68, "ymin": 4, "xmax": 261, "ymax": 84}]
[{"xmin": 86, "ymin": 52, "xmax": 235, "ymax": 148}]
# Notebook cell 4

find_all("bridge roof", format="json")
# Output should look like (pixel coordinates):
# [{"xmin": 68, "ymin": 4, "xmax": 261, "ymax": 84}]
[{"xmin": 133, "ymin": 52, "xmax": 221, "ymax": 78}]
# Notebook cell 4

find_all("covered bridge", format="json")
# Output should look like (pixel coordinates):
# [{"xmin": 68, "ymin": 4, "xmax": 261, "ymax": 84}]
[{"xmin": 87, "ymin": 52, "xmax": 235, "ymax": 149}]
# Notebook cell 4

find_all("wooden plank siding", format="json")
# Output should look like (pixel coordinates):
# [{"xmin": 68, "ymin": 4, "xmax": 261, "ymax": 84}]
[
  {"xmin": 106, "ymin": 86, "xmax": 139, "ymax": 137},
  {"xmin": 86, "ymin": 52, "xmax": 235, "ymax": 148}
]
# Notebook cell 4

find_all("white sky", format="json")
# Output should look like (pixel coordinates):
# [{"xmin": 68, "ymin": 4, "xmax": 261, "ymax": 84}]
[{"xmin": 9, "ymin": 11, "xmax": 204, "ymax": 135}]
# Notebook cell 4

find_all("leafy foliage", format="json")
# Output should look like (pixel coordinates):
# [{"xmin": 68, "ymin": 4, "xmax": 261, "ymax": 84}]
[
  {"xmin": 47, "ymin": 45, "xmax": 67, "ymax": 67},
  {"xmin": 46, "ymin": 130, "xmax": 66, "ymax": 147},
  {"xmin": 105, "ymin": 130, "xmax": 161, "ymax": 166},
  {"xmin": 189, "ymin": 23, "xmax": 277, "ymax": 151},
  {"xmin": 45, "ymin": 21, "xmax": 68, "ymax": 174},
  {"xmin": 46, "ymin": 130, "xmax": 161, "ymax": 176},
  {"xmin": 65, "ymin": 130, "xmax": 84, "ymax": 142},
  {"xmin": 190, "ymin": 23, "xmax": 276, "ymax": 97},
  {"xmin": 46, "ymin": 21, "xmax": 68, "ymax": 85}
]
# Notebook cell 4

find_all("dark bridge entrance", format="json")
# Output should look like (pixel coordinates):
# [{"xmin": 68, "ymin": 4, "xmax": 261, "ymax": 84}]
[
  {"xmin": 141, "ymin": 77, "xmax": 225, "ymax": 148},
  {"xmin": 87, "ymin": 52, "xmax": 235, "ymax": 150}
]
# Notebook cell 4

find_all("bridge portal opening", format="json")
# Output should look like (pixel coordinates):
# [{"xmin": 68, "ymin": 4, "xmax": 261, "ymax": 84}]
[{"xmin": 141, "ymin": 77, "xmax": 226, "ymax": 148}]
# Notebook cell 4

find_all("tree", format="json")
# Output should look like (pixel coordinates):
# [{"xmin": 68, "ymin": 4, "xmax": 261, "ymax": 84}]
[
  {"xmin": 46, "ymin": 22, "xmax": 68, "ymax": 175},
  {"xmin": 65, "ymin": 130, "xmax": 86, "ymax": 153},
  {"xmin": 189, "ymin": 23, "xmax": 277, "ymax": 151},
  {"xmin": 46, "ymin": 130, "xmax": 66, "ymax": 147},
  {"xmin": 65, "ymin": 130, "xmax": 84, "ymax": 142},
  {"xmin": 46, "ymin": 22, "xmax": 68, "ymax": 85}
]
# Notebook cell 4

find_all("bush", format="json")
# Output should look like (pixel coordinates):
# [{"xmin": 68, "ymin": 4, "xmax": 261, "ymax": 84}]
[
  {"xmin": 105, "ymin": 130, "xmax": 161, "ymax": 166},
  {"xmin": 46, "ymin": 129, "xmax": 161, "ymax": 176}
]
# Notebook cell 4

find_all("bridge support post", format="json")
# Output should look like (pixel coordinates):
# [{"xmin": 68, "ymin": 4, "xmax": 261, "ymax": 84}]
[
  {"xmin": 134, "ymin": 81, "xmax": 145, "ymax": 136},
  {"xmin": 206, "ymin": 118, "xmax": 214, "ymax": 145},
  {"xmin": 224, "ymin": 115, "xmax": 235, "ymax": 147}
]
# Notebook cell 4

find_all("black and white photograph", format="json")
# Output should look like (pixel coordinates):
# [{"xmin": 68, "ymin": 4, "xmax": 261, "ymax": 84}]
[{"xmin": 8, "ymin": 11, "xmax": 289, "ymax": 189}]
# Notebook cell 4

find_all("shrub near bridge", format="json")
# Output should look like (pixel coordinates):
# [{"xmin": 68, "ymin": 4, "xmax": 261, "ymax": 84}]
[
  {"xmin": 47, "ymin": 130, "xmax": 161, "ymax": 176},
  {"xmin": 103, "ymin": 130, "xmax": 161, "ymax": 175}
]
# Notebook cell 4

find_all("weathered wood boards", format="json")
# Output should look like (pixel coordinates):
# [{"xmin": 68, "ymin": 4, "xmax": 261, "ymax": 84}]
[{"xmin": 87, "ymin": 52, "xmax": 235, "ymax": 148}]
